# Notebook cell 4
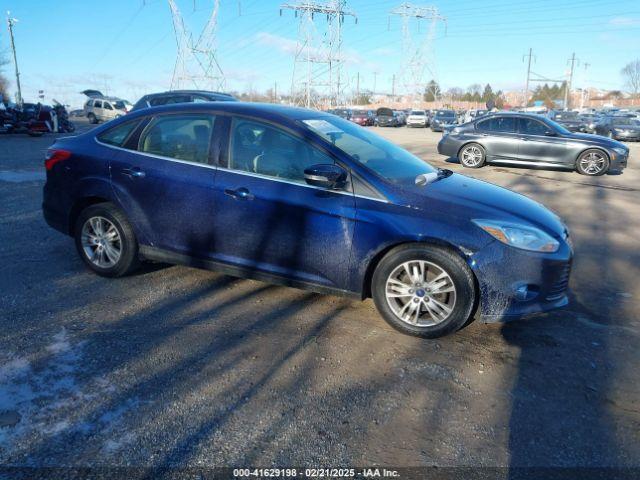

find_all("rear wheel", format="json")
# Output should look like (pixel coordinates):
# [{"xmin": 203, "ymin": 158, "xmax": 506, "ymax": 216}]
[
  {"xmin": 576, "ymin": 149, "xmax": 609, "ymax": 176},
  {"xmin": 74, "ymin": 203, "xmax": 139, "ymax": 277},
  {"xmin": 87, "ymin": 113, "xmax": 97, "ymax": 124},
  {"xmin": 458, "ymin": 143, "xmax": 486, "ymax": 168},
  {"xmin": 372, "ymin": 245, "xmax": 477, "ymax": 338}
]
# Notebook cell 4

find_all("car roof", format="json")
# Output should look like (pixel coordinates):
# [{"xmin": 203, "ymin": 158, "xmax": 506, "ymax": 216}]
[
  {"xmin": 144, "ymin": 90, "xmax": 235, "ymax": 98},
  {"xmin": 124, "ymin": 101, "xmax": 331, "ymax": 122}
]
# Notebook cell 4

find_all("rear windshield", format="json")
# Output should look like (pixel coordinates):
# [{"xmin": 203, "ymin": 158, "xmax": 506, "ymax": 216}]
[{"xmin": 436, "ymin": 110, "xmax": 455, "ymax": 117}]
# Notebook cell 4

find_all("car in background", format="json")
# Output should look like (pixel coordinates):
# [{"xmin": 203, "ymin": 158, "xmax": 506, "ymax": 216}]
[
  {"xmin": 376, "ymin": 107, "xmax": 399, "ymax": 127},
  {"xmin": 43, "ymin": 102, "xmax": 573, "ymax": 338},
  {"xmin": 431, "ymin": 110, "xmax": 457, "ymax": 132},
  {"xmin": 350, "ymin": 110, "xmax": 375, "ymax": 126},
  {"xmin": 547, "ymin": 110, "xmax": 585, "ymax": 132},
  {"xmin": 394, "ymin": 110, "xmax": 407, "ymax": 126},
  {"xmin": 462, "ymin": 109, "xmax": 488, "ymax": 124},
  {"xmin": 83, "ymin": 98, "xmax": 131, "ymax": 124},
  {"xmin": 437, "ymin": 112, "xmax": 628, "ymax": 176},
  {"xmin": 406, "ymin": 110, "xmax": 428, "ymax": 128},
  {"xmin": 594, "ymin": 116, "xmax": 640, "ymax": 141},
  {"xmin": 578, "ymin": 113, "xmax": 601, "ymax": 133},
  {"xmin": 132, "ymin": 90, "xmax": 237, "ymax": 111}
]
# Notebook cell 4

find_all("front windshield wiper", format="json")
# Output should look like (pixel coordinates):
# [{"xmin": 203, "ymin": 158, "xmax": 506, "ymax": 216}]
[{"xmin": 415, "ymin": 168, "xmax": 453, "ymax": 186}]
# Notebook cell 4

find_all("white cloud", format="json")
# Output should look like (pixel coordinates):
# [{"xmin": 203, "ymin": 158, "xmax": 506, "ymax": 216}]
[{"xmin": 608, "ymin": 17, "xmax": 640, "ymax": 27}]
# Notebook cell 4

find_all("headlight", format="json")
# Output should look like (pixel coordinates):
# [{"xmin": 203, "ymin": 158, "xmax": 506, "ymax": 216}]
[
  {"xmin": 473, "ymin": 219, "xmax": 560, "ymax": 253},
  {"xmin": 613, "ymin": 147, "xmax": 627, "ymax": 155}
]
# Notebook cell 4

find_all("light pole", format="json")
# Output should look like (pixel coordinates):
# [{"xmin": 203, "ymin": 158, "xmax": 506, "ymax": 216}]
[{"xmin": 7, "ymin": 12, "xmax": 23, "ymax": 107}]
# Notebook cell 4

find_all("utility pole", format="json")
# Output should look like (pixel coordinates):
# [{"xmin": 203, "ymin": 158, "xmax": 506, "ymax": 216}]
[
  {"xmin": 356, "ymin": 72, "xmax": 360, "ymax": 101},
  {"xmin": 522, "ymin": 48, "xmax": 534, "ymax": 107},
  {"xmin": 564, "ymin": 52, "xmax": 577, "ymax": 110},
  {"xmin": 373, "ymin": 71, "xmax": 378, "ymax": 95},
  {"xmin": 274, "ymin": 81, "xmax": 278, "ymax": 103},
  {"xmin": 280, "ymin": 1, "xmax": 357, "ymax": 109},
  {"xmin": 392, "ymin": 74, "xmax": 396, "ymax": 97},
  {"xmin": 580, "ymin": 62, "xmax": 590, "ymax": 110},
  {"xmin": 6, "ymin": 13, "xmax": 23, "ymax": 107}
]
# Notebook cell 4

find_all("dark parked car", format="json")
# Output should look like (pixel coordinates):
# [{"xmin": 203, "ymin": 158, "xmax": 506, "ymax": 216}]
[
  {"xmin": 594, "ymin": 116, "xmax": 640, "ymax": 141},
  {"xmin": 437, "ymin": 112, "xmax": 628, "ymax": 176},
  {"xmin": 547, "ymin": 110, "xmax": 584, "ymax": 132},
  {"xmin": 431, "ymin": 110, "xmax": 457, "ymax": 132},
  {"xmin": 43, "ymin": 103, "xmax": 573, "ymax": 338},
  {"xmin": 350, "ymin": 110, "xmax": 374, "ymax": 126},
  {"xmin": 131, "ymin": 90, "xmax": 236, "ymax": 111},
  {"xmin": 376, "ymin": 107, "xmax": 399, "ymax": 127},
  {"xmin": 579, "ymin": 113, "xmax": 601, "ymax": 134}
]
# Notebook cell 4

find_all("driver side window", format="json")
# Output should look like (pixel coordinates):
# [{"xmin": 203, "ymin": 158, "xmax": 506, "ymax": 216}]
[{"xmin": 229, "ymin": 118, "xmax": 333, "ymax": 184}]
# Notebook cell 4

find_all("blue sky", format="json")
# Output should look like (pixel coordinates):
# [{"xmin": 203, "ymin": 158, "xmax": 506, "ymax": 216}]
[{"xmin": 2, "ymin": 0, "xmax": 639, "ymax": 107}]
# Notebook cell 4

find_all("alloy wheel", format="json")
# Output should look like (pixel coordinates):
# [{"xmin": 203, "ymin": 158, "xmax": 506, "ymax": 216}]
[
  {"xmin": 80, "ymin": 216, "xmax": 122, "ymax": 268},
  {"xmin": 461, "ymin": 145, "xmax": 483, "ymax": 167},
  {"xmin": 385, "ymin": 260, "xmax": 457, "ymax": 327},
  {"xmin": 579, "ymin": 151, "xmax": 606, "ymax": 175}
]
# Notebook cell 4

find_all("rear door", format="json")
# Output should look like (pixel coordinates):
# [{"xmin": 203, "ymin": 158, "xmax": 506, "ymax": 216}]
[
  {"xmin": 210, "ymin": 116, "xmax": 356, "ymax": 290},
  {"xmin": 93, "ymin": 100, "xmax": 104, "ymax": 120},
  {"xmin": 109, "ymin": 112, "xmax": 219, "ymax": 257},
  {"xmin": 476, "ymin": 116, "xmax": 519, "ymax": 160},
  {"xmin": 517, "ymin": 117, "xmax": 567, "ymax": 164}
]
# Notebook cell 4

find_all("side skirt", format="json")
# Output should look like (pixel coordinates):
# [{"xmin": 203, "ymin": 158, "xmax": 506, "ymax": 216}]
[{"xmin": 139, "ymin": 245, "xmax": 361, "ymax": 300}]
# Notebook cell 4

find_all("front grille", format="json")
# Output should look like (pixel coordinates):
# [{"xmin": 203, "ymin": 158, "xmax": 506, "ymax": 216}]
[{"xmin": 546, "ymin": 263, "xmax": 571, "ymax": 301}]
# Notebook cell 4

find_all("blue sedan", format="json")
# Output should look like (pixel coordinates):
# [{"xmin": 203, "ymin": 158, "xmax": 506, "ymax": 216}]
[{"xmin": 42, "ymin": 102, "xmax": 572, "ymax": 338}]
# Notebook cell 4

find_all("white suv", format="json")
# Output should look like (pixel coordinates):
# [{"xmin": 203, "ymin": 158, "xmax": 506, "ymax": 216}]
[
  {"xmin": 406, "ymin": 110, "xmax": 428, "ymax": 128},
  {"xmin": 84, "ymin": 98, "xmax": 132, "ymax": 124}
]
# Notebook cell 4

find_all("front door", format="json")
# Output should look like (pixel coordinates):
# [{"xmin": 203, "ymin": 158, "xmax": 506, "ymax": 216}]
[
  {"xmin": 109, "ymin": 113, "xmax": 218, "ymax": 257},
  {"xmin": 517, "ymin": 117, "xmax": 567, "ymax": 164},
  {"xmin": 210, "ymin": 117, "xmax": 357, "ymax": 291}
]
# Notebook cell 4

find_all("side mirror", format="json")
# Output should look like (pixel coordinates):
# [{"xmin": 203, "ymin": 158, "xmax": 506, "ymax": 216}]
[{"xmin": 304, "ymin": 164, "xmax": 347, "ymax": 190}]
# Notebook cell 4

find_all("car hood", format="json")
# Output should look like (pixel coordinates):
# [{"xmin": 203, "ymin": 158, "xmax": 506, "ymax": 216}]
[
  {"xmin": 563, "ymin": 132, "xmax": 627, "ymax": 149},
  {"xmin": 401, "ymin": 173, "xmax": 567, "ymax": 238}
]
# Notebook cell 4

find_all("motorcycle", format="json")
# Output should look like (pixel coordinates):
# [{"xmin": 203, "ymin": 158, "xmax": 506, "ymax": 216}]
[{"xmin": 52, "ymin": 99, "xmax": 76, "ymax": 133}]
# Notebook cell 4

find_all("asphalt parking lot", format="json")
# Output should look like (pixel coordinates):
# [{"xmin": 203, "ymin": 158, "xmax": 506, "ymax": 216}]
[{"xmin": 1, "ymin": 120, "xmax": 639, "ymax": 470}]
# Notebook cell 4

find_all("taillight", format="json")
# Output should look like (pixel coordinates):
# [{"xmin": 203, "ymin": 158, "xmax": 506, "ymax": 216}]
[{"xmin": 45, "ymin": 149, "xmax": 72, "ymax": 171}]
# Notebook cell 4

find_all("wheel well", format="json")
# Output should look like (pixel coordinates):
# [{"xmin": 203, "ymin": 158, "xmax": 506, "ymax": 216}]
[
  {"xmin": 361, "ymin": 240, "xmax": 474, "ymax": 299},
  {"xmin": 68, "ymin": 196, "xmax": 110, "ymax": 235},
  {"xmin": 575, "ymin": 147, "xmax": 610, "ymax": 166}
]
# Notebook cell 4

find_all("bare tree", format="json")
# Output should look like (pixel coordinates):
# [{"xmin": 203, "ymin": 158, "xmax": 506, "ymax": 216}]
[{"xmin": 621, "ymin": 60, "xmax": 640, "ymax": 96}]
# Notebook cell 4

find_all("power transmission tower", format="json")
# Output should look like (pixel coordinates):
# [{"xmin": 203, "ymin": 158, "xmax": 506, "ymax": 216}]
[
  {"xmin": 389, "ymin": 2, "xmax": 445, "ymax": 105},
  {"xmin": 6, "ymin": 12, "xmax": 23, "ymax": 107},
  {"xmin": 280, "ymin": 1, "xmax": 356, "ymax": 109},
  {"xmin": 167, "ymin": 0, "xmax": 225, "ymax": 91},
  {"xmin": 522, "ymin": 48, "xmax": 535, "ymax": 107}
]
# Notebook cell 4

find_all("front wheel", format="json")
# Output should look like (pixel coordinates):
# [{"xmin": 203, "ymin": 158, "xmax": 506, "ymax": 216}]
[
  {"xmin": 372, "ymin": 245, "xmax": 477, "ymax": 338},
  {"xmin": 576, "ymin": 149, "xmax": 609, "ymax": 176},
  {"xmin": 74, "ymin": 203, "xmax": 140, "ymax": 277},
  {"xmin": 458, "ymin": 143, "xmax": 486, "ymax": 168}
]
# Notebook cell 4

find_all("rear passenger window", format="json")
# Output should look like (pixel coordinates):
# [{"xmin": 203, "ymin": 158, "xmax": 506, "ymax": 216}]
[
  {"xmin": 138, "ymin": 114, "xmax": 215, "ymax": 164},
  {"xmin": 229, "ymin": 118, "xmax": 334, "ymax": 184},
  {"xmin": 97, "ymin": 120, "xmax": 141, "ymax": 147},
  {"xmin": 104, "ymin": 103, "xmax": 113, "ymax": 110},
  {"xmin": 94, "ymin": 100, "xmax": 103, "ymax": 109},
  {"xmin": 477, "ymin": 117, "xmax": 516, "ymax": 133}
]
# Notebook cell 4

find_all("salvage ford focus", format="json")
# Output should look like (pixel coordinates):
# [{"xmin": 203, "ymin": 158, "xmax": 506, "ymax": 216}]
[{"xmin": 43, "ymin": 103, "xmax": 572, "ymax": 338}]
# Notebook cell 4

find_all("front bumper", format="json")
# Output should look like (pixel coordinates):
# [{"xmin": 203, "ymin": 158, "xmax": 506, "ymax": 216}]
[
  {"xmin": 612, "ymin": 131, "xmax": 640, "ymax": 141},
  {"xmin": 407, "ymin": 120, "xmax": 427, "ymax": 127},
  {"xmin": 470, "ymin": 239, "xmax": 573, "ymax": 322}
]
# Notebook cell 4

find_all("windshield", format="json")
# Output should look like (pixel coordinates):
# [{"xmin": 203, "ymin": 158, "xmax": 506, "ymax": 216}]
[
  {"xmin": 302, "ymin": 116, "xmax": 436, "ymax": 184},
  {"xmin": 612, "ymin": 117, "xmax": 638, "ymax": 126},
  {"xmin": 544, "ymin": 117, "xmax": 571, "ymax": 135},
  {"xmin": 411, "ymin": 110, "xmax": 425, "ymax": 115},
  {"xmin": 113, "ymin": 101, "xmax": 129, "ymax": 110},
  {"xmin": 436, "ymin": 110, "xmax": 455, "ymax": 118},
  {"xmin": 554, "ymin": 111, "xmax": 578, "ymax": 120}
]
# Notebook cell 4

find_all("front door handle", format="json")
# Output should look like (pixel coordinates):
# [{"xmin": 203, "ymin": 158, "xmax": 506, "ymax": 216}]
[
  {"xmin": 121, "ymin": 167, "xmax": 146, "ymax": 178},
  {"xmin": 224, "ymin": 187, "xmax": 254, "ymax": 201}
]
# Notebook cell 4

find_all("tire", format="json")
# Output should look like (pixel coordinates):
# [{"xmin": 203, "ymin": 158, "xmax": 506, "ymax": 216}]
[
  {"xmin": 74, "ymin": 202, "xmax": 140, "ymax": 277},
  {"xmin": 371, "ymin": 244, "xmax": 477, "ymax": 338},
  {"xmin": 87, "ymin": 113, "xmax": 97, "ymax": 124},
  {"xmin": 458, "ymin": 143, "xmax": 486, "ymax": 168},
  {"xmin": 575, "ymin": 149, "xmax": 609, "ymax": 176}
]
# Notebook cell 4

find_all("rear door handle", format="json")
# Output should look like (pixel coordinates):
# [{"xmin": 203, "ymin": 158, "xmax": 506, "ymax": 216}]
[
  {"xmin": 121, "ymin": 167, "xmax": 146, "ymax": 178},
  {"xmin": 224, "ymin": 187, "xmax": 254, "ymax": 201}
]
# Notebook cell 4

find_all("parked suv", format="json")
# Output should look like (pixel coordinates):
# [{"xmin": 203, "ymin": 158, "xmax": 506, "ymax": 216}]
[
  {"xmin": 406, "ymin": 110, "xmax": 428, "ymax": 128},
  {"xmin": 43, "ymin": 103, "xmax": 573, "ymax": 338},
  {"xmin": 437, "ymin": 112, "xmax": 629, "ymax": 175},
  {"xmin": 84, "ymin": 98, "xmax": 131, "ymax": 124},
  {"xmin": 132, "ymin": 90, "xmax": 237, "ymax": 111}
]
